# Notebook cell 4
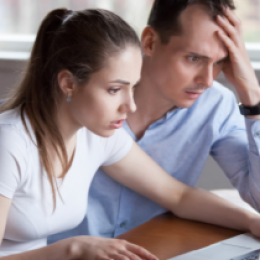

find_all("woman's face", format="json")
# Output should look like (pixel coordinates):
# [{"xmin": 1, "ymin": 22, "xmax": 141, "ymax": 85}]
[{"xmin": 68, "ymin": 46, "xmax": 142, "ymax": 137}]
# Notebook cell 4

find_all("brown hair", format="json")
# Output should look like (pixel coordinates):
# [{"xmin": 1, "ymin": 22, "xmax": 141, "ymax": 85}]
[
  {"xmin": 0, "ymin": 8, "xmax": 140, "ymax": 210},
  {"xmin": 148, "ymin": 0, "xmax": 235, "ymax": 44}
]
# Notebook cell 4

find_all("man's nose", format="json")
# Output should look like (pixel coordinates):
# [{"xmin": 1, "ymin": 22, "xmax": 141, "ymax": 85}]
[{"xmin": 196, "ymin": 66, "xmax": 214, "ymax": 88}]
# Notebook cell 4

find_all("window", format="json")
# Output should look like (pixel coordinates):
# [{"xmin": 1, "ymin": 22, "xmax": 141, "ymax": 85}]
[
  {"xmin": 235, "ymin": 0, "xmax": 260, "ymax": 43},
  {"xmin": 0, "ymin": 0, "xmax": 153, "ymax": 36},
  {"xmin": 0, "ymin": 0, "xmax": 259, "ymax": 62}
]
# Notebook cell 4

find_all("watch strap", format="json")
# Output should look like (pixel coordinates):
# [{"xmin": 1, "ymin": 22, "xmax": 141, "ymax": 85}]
[{"xmin": 239, "ymin": 103, "xmax": 260, "ymax": 116}]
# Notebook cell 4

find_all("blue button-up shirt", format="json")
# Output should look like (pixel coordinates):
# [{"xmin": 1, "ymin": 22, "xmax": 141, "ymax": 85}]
[{"xmin": 48, "ymin": 81, "xmax": 260, "ymax": 243}]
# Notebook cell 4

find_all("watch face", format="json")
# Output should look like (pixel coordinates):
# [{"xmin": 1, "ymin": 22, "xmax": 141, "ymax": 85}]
[{"xmin": 231, "ymin": 249, "xmax": 260, "ymax": 260}]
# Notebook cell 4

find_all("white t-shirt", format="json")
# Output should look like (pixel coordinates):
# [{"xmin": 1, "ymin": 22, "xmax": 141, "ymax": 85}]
[{"xmin": 0, "ymin": 108, "xmax": 133, "ymax": 256}]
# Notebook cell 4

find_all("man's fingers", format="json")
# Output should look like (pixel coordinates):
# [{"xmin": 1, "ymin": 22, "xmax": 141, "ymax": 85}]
[
  {"xmin": 217, "ymin": 15, "xmax": 240, "ymax": 47},
  {"xmin": 126, "ymin": 243, "xmax": 159, "ymax": 260},
  {"xmin": 222, "ymin": 6, "xmax": 241, "ymax": 29},
  {"xmin": 217, "ymin": 30, "xmax": 236, "ymax": 56}
]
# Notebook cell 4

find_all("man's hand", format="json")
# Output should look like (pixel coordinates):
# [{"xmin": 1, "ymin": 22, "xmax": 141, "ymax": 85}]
[{"xmin": 217, "ymin": 7, "xmax": 260, "ymax": 117}]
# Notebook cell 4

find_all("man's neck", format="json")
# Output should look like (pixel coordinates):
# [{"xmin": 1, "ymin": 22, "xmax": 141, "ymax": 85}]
[{"xmin": 127, "ymin": 76, "xmax": 176, "ymax": 140}]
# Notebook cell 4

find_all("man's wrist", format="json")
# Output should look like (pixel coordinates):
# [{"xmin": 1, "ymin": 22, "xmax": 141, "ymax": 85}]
[
  {"xmin": 236, "ymin": 84, "xmax": 260, "ymax": 107},
  {"xmin": 236, "ymin": 85, "xmax": 260, "ymax": 120},
  {"xmin": 239, "ymin": 103, "xmax": 260, "ymax": 116}
]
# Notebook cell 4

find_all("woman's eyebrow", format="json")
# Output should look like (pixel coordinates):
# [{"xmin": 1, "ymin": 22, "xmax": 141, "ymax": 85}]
[{"xmin": 109, "ymin": 79, "xmax": 130, "ymax": 85}]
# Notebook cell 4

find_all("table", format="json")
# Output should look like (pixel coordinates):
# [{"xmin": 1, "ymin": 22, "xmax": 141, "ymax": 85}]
[{"xmin": 118, "ymin": 212, "xmax": 243, "ymax": 260}]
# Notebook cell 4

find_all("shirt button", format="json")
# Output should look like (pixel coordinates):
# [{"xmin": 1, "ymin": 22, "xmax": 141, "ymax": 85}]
[
  {"xmin": 120, "ymin": 221, "xmax": 127, "ymax": 228},
  {"xmin": 255, "ymin": 132, "xmax": 260, "ymax": 137}
]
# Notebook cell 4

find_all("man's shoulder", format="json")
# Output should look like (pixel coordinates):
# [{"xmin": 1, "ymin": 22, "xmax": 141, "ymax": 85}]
[
  {"xmin": 189, "ymin": 81, "xmax": 238, "ymax": 118},
  {"xmin": 197, "ymin": 81, "xmax": 237, "ymax": 109},
  {"xmin": 207, "ymin": 81, "xmax": 235, "ymax": 100}
]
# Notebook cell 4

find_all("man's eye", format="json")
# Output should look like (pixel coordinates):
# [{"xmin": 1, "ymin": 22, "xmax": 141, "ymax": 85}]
[
  {"xmin": 108, "ymin": 88, "xmax": 120, "ymax": 94},
  {"xmin": 188, "ymin": 56, "xmax": 200, "ymax": 62},
  {"xmin": 215, "ymin": 60, "xmax": 224, "ymax": 65}
]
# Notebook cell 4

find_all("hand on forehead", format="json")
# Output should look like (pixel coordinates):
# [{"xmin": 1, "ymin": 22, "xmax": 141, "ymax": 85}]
[{"xmin": 177, "ymin": 4, "xmax": 228, "ymax": 61}]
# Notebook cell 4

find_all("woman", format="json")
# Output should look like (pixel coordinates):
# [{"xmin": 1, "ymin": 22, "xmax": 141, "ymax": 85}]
[{"xmin": 0, "ymin": 7, "xmax": 260, "ymax": 260}]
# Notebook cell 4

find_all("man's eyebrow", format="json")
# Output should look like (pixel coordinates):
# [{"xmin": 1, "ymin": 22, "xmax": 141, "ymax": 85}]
[
  {"xmin": 187, "ymin": 52, "xmax": 210, "ymax": 59},
  {"xmin": 216, "ymin": 55, "xmax": 229, "ymax": 63},
  {"xmin": 109, "ymin": 79, "xmax": 130, "ymax": 85},
  {"xmin": 187, "ymin": 52, "xmax": 228, "ymax": 62}
]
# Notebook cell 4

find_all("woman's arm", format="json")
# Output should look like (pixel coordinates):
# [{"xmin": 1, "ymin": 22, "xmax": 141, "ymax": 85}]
[
  {"xmin": 102, "ymin": 142, "xmax": 260, "ymax": 236},
  {"xmin": 0, "ymin": 196, "xmax": 157, "ymax": 260}
]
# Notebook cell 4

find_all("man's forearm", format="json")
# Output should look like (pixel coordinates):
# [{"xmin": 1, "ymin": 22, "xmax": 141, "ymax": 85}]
[{"xmin": 173, "ymin": 187, "xmax": 259, "ymax": 234}]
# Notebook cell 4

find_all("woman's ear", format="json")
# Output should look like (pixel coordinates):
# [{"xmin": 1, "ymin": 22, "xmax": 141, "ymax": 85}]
[
  {"xmin": 57, "ymin": 70, "xmax": 75, "ymax": 97},
  {"xmin": 141, "ymin": 26, "xmax": 158, "ymax": 57}
]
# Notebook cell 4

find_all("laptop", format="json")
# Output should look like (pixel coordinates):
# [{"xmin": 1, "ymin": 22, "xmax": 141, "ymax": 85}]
[{"xmin": 169, "ymin": 233, "xmax": 260, "ymax": 260}]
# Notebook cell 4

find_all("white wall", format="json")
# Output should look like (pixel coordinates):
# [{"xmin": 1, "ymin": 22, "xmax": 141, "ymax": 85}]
[{"xmin": 1, "ymin": 58, "xmax": 260, "ymax": 190}]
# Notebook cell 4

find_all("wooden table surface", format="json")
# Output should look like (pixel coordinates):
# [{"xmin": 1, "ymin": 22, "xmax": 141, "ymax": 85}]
[{"xmin": 118, "ymin": 213, "xmax": 243, "ymax": 260}]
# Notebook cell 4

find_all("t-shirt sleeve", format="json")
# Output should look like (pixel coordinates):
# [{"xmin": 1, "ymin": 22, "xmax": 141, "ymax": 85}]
[
  {"xmin": 101, "ymin": 128, "xmax": 133, "ymax": 166},
  {"xmin": 0, "ymin": 125, "xmax": 28, "ymax": 199}
]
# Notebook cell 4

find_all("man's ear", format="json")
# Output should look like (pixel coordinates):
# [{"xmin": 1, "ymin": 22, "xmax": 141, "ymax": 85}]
[
  {"xmin": 57, "ymin": 70, "xmax": 75, "ymax": 96},
  {"xmin": 141, "ymin": 26, "xmax": 158, "ymax": 56}
]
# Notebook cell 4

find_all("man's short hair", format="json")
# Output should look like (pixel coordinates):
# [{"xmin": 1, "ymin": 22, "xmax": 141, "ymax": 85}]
[{"xmin": 148, "ymin": 0, "xmax": 235, "ymax": 44}]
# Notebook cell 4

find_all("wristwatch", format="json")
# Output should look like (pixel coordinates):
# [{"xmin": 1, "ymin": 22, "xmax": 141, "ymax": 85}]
[{"xmin": 239, "ymin": 103, "xmax": 260, "ymax": 116}]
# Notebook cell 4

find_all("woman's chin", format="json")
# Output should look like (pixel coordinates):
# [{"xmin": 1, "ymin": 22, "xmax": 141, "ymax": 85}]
[{"xmin": 89, "ymin": 128, "xmax": 116, "ymax": 138}]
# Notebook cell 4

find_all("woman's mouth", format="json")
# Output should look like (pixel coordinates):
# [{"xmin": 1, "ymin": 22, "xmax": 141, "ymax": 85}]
[
  {"xmin": 185, "ymin": 91, "xmax": 203, "ymax": 99},
  {"xmin": 110, "ymin": 119, "xmax": 125, "ymax": 129}
]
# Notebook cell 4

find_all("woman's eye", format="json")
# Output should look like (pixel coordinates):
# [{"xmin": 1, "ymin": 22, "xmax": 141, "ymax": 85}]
[
  {"xmin": 188, "ymin": 56, "xmax": 199, "ymax": 62},
  {"xmin": 108, "ymin": 88, "xmax": 120, "ymax": 94},
  {"xmin": 132, "ymin": 85, "xmax": 137, "ymax": 91}
]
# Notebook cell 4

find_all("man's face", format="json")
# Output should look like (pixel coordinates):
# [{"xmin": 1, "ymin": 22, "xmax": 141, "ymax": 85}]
[{"xmin": 146, "ymin": 4, "xmax": 228, "ymax": 108}]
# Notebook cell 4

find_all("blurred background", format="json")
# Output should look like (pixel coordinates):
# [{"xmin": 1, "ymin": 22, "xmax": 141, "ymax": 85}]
[
  {"xmin": 0, "ymin": 0, "xmax": 260, "ymax": 190},
  {"xmin": 0, "ymin": 0, "xmax": 259, "ymax": 42}
]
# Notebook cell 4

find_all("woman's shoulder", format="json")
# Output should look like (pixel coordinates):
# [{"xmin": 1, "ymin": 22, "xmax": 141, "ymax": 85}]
[
  {"xmin": 79, "ymin": 127, "xmax": 131, "ymax": 145},
  {"xmin": 0, "ymin": 107, "xmax": 25, "ymax": 128},
  {"xmin": 0, "ymin": 108, "xmax": 31, "ymax": 146},
  {"xmin": 79, "ymin": 127, "xmax": 133, "ymax": 166},
  {"xmin": 0, "ymin": 109, "xmax": 32, "ymax": 199}
]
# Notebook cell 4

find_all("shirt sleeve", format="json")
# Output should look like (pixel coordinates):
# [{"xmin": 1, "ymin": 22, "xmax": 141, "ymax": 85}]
[
  {"xmin": 0, "ymin": 125, "xmax": 28, "ymax": 199},
  {"xmin": 210, "ymin": 91, "xmax": 260, "ymax": 211},
  {"xmin": 101, "ymin": 128, "xmax": 133, "ymax": 166}
]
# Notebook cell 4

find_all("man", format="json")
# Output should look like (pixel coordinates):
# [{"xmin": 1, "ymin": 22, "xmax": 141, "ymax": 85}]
[{"xmin": 48, "ymin": 0, "xmax": 260, "ymax": 242}]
